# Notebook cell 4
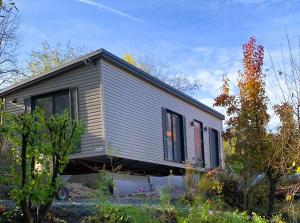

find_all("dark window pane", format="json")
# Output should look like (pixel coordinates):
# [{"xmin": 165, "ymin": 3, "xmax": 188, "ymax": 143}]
[
  {"xmin": 166, "ymin": 112, "xmax": 173, "ymax": 161},
  {"xmin": 35, "ymin": 96, "xmax": 53, "ymax": 117},
  {"xmin": 194, "ymin": 121, "xmax": 204, "ymax": 166},
  {"xmin": 210, "ymin": 129, "xmax": 219, "ymax": 168},
  {"xmin": 54, "ymin": 92, "xmax": 70, "ymax": 114},
  {"xmin": 164, "ymin": 110, "xmax": 184, "ymax": 163},
  {"xmin": 173, "ymin": 114, "xmax": 183, "ymax": 162},
  {"xmin": 24, "ymin": 98, "xmax": 31, "ymax": 113},
  {"xmin": 33, "ymin": 90, "xmax": 71, "ymax": 117},
  {"xmin": 194, "ymin": 121, "xmax": 201, "ymax": 160},
  {"xmin": 70, "ymin": 88, "xmax": 79, "ymax": 120}
]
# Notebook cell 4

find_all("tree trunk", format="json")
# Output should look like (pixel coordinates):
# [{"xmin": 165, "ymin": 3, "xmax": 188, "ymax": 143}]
[
  {"xmin": 21, "ymin": 201, "xmax": 33, "ymax": 223},
  {"xmin": 21, "ymin": 125, "xmax": 33, "ymax": 223},
  {"xmin": 37, "ymin": 157, "xmax": 60, "ymax": 222},
  {"xmin": 267, "ymin": 175, "xmax": 279, "ymax": 218}
]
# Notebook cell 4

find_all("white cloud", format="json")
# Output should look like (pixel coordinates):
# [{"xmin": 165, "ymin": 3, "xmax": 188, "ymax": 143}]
[
  {"xmin": 77, "ymin": 0, "xmax": 146, "ymax": 23},
  {"xmin": 194, "ymin": 69, "xmax": 221, "ymax": 93},
  {"xmin": 225, "ymin": 0, "xmax": 285, "ymax": 5},
  {"xmin": 192, "ymin": 46, "xmax": 214, "ymax": 55}
]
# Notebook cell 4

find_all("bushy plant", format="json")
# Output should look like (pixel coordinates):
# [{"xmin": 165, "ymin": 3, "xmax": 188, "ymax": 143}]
[
  {"xmin": 217, "ymin": 170, "xmax": 242, "ymax": 207},
  {"xmin": 84, "ymin": 204, "xmax": 131, "ymax": 223},
  {"xmin": 1, "ymin": 109, "xmax": 83, "ymax": 223},
  {"xmin": 197, "ymin": 169, "xmax": 223, "ymax": 201},
  {"xmin": 93, "ymin": 170, "xmax": 114, "ymax": 202},
  {"xmin": 246, "ymin": 182, "xmax": 269, "ymax": 214},
  {"xmin": 197, "ymin": 168, "xmax": 269, "ymax": 215},
  {"xmin": 183, "ymin": 161, "xmax": 200, "ymax": 200},
  {"xmin": 159, "ymin": 186, "xmax": 173, "ymax": 208},
  {"xmin": 179, "ymin": 196, "xmax": 271, "ymax": 223},
  {"xmin": 82, "ymin": 204, "xmax": 176, "ymax": 223},
  {"xmin": 218, "ymin": 170, "xmax": 269, "ymax": 214},
  {"xmin": 127, "ymin": 206, "xmax": 161, "ymax": 223},
  {"xmin": 155, "ymin": 207, "xmax": 177, "ymax": 223}
]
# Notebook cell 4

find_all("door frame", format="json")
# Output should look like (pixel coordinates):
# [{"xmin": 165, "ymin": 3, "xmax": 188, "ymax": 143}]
[{"xmin": 209, "ymin": 128, "xmax": 220, "ymax": 168}]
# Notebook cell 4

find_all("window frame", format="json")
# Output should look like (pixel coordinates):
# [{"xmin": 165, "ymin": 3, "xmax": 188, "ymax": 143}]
[
  {"xmin": 30, "ymin": 88, "xmax": 79, "ymax": 121},
  {"xmin": 163, "ymin": 109, "xmax": 185, "ymax": 163},
  {"xmin": 193, "ymin": 119, "xmax": 205, "ymax": 167},
  {"xmin": 209, "ymin": 128, "xmax": 220, "ymax": 168},
  {"xmin": 30, "ymin": 88, "xmax": 80, "ymax": 153},
  {"xmin": 31, "ymin": 89, "xmax": 70, "ymax": 115}
]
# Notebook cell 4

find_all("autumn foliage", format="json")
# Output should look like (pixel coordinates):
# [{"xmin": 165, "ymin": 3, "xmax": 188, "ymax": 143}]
[
  {"xmin": 214, "ymin": 37, "xmax": 300, "ymax": 217},
  {"xmin": 214, "ymin": 37, "xmax": 269, "ymax": 176}
]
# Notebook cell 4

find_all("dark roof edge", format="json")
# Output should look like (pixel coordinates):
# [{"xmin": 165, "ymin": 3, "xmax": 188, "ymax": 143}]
[
  {"xmin": 0, "ymin": 50, "xmax": 102, "ymax": 97},
  {"xmin": 100, "ymin": 49, "xmax": 225, "ymax": 120},
  {"xmin": 0, "ymin": 48, "xmax": 225, "ymax": 120}
]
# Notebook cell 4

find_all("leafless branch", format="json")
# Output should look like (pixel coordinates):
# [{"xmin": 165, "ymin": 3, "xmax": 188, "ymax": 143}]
[{"xmin": 0, "ymin": 1, "xmax": 23, "ymax": 88}]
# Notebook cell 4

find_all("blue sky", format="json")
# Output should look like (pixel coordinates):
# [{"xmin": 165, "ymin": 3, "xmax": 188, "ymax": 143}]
[{"xmin": 15, "ymin": 0, "xmax": 300, "ymax": 117}]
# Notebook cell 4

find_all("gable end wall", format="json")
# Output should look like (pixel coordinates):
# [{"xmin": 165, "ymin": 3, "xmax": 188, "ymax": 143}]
[{"xmin": 4, "ymin": 63, "xmax": 104, "ymax": 157}]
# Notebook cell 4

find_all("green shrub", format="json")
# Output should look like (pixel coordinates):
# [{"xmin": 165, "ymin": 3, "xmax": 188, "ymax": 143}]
[
  {"xmin": 1, "ymin": 110, "xmax": 84, "ymax": 222},
  {"xmin": 245, "ymin": 182, "xmax": 269, "ymax": 214},
  {"xmin": 197, "ymin": 169, "xmax": 223, "ymax": 198},
  {"xmin": 199, "ymin": 169, "xmax": 269, "ymax": 215},
  {"xmin": 177, "ymin": 195, "xmax": 275, "ymax": 223},
  {"xmin": 0, "ymin": 142, "xmax": 13, "ymax": 199},
  {"xmin": 159, "ymin": 186, "xmax": 173, "ymax": 208},
  {"xmin": 84, "ymin": 204, "xmax": 131, "ymax": 223},
  {"xmin": 217, "ymin": 170, "xmax": 242, "ymax": 207},
  {"xmin": 82, "ymin": 204, "xmax": 177, "ymax": 223},
  {"xmin": 93, "ymin": 170, "xmax": 114, "ymax": 201},
  {"xmin": 127, "ymin": 206, "xmax": 160, "ymax": 223},
  {"xmin": 82, "ymin": 198, "xmax": 278, "ymax": 223}
]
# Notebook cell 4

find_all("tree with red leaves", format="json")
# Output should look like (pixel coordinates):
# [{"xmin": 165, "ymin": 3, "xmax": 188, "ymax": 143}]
[
  {"xmin": 214, "ymin": 37, "xmax": 300, "ymax": 217},
  {"xmin": 215, "ymin": 37, "xmax": 269, "ymax": 212}
]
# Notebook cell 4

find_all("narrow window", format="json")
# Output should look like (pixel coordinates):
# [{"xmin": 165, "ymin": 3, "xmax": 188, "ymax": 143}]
[
  {"xmin": 70, "ymin": 87, "xmax": 79, "ymax": 120},
  {"xmin": 209, "ymin": 128, "xmax": 220, "ymax": 168},
  {"xmin": 164, "ymin": 110, "xmax": 185, "ymax": 163},
  {"xmin": 166, "ymin": 112, "xmax": 173, "ymax": 161},
  {"xmin": 194, "ymin": 120, "xmax": 205, "ymax": 167}
]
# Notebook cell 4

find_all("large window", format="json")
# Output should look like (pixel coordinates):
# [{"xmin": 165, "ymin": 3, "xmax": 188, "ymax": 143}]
[
  {"xmin": 31, "ymin": 88, "xmax": 78, "ymax": 119},
  {"xmin": 31, "ymin": 88, "xmax": 80, "ymax": 152},
  {"xmin": 194, "ymin": 120, "xmax": 205, "ymax": 167},
  {"xmin": 163, "ymin": 109, "xmax": 185, "ymax": 163}
]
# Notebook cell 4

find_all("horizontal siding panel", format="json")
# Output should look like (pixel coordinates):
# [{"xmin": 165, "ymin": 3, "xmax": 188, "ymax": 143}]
[
  {"xmin": 4, "ymin": 63, "xmax": 104, "ymax": 156},
  {"xmin": 6, "ymin": 73, "xmax": 100, "ymax": 98},
  {"xmin": 79, "ymin": 96, "xmax": 101, "ymax": 104},
  {"xmin": 79, "ymin": 107, "xmax": 102, "ymax": 114},
  {"xmin": 103, "ymin": 68, "xmax": 220, "ymax": 123},
  {"xmin": 102, "ymin": 61, "xmax": 223, "ymax": 169},
  {"xmin": 105, "ymin": 116, "xmax": 161, "ymax": 133},
  {"xmin": 81, "ymin": 140, "xmax": 104, "ymax": 147}
]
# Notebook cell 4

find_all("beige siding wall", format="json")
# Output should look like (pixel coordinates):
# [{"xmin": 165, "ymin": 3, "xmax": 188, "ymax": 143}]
[
  {"xmin": 102, "ymin": 60, "xmax": 224, "ymax": 169},
  {"xmin": 4, "ymin": 63, "xmax": 105, "ymax": 157}
]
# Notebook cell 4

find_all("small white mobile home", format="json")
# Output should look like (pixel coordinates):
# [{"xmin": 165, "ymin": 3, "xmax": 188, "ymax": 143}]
[{"xmin": 0, "ymin": 49, "xmax": 224, "ymax": 175}]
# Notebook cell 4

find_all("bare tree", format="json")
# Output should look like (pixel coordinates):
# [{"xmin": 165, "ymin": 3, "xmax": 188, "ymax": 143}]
[
  {"xmin": 0, "ymin": 0, "xmax": 19, "ymax": 175},
  {"xmin": 123, "ymin": 52, "xmax": 201, "ymax": 97},
  {"xmin": 27, "ymin": 41, "xmax": 88, "ymax": 77},
  {"xmin": 268, "ymin": 31, "xmax": 300, "ymax": 129},
  {"xmin": 0, "ymin": 0, "xmax": 21, "ymax": 86},
  {"xmin": 265, "ymin": 32, "xmax": 300, "ymax": 217}
]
